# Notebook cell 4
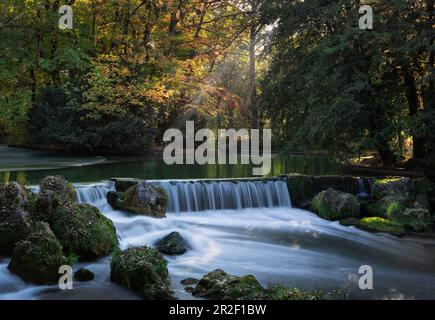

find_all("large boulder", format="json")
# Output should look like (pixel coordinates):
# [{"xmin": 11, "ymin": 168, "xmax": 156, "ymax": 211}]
[
  {"xmin": 311, "ymin": 188, "xmax": 360, "ymax": 220},
  {"xmin": 31, "ymin": 176, "xmax": 78, "ymax": 222},
  {"xmin": 39, "ymin": 176, "xmax": 77, "ymax": 203},
  {"xmin": 8, "ymin": 222, "xmax": 66, "ymax": 284},
  {"xmin": 155, "ymin": 232, "xmax": 188, "ymax": 256},
  {"xmin": 0, "ymin": 210, "xmax": 33, "ymax": 255},
  {"xmin": 0, "ymin": 182, "xmax": 30, "ymax": 220},
  {"xmin": 371, "ymin": 178, "xmax": 412, "ymax": 200},
  {"xmin": 191, "ymin": 269, "xmax": 347, "ymax": 300},
  {"xmin": 51, "ymin": 203, "xmax": 118, "ymax": 260},
  {"xmin": 111, "ymin": 178, "xmax": 142, "ymax": 193},
  {"xmin": 110, "ymin": 246, "xmax": 172, "ymax": 300},
  {"xmin": 368, "ymin": 195, "xmax": 406, "ymax": 218},
  {"xmin": 356, "ymin": 217, "xmax": 405, "ymax": 237},
  {"xmin": 192, "ymin": 269, "xmax": 264, "ymax": 300},
  {"xmin": 107, "ymin": 181, "xmax": 167, "ymax": 218},
  {"xmin": 0, "ymin": 183, "xmax": 35, "ymax": 256}
]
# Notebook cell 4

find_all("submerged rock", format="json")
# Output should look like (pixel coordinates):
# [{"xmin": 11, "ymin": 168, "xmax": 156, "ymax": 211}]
[
  {"xmin": 155, "ymin": 232, "xmax": 188, "ymax": 255},
  {"xmin": 110, "ymin": 246, "xmax": 172, "ymax": 300},
  {"xmin": 356, "ymin": 217, "xmax": 405, "ymax": 237},
  {"xmin": 51, "ymin": 203, "xmax": 118, "ymax": 260},
  {"xmin": 312, "ymin": 188, "xmax": 360, "ymax": 220},
  {"xmin": 8, "ymin": 222, "xmax": 65, "ymax": 284},
  {"xmin": 107, "ymin": 181, "xmax": 167, "ymax": 218},
  {"xmin": 181, "ymin": 278, "xmax": 199, "ymax": 286},
  {"xmin": 192, "ymin": 269, "xmax": 264, "ymax": 300},
  {"xmin": 339, "ymin": 217, "xmax": 359, "ymax": 227},
  {"xmin": 74, "ymin": 268, "xmax": 95, "ymax": 282},
  {"xmin": 262, "ymin": 285, "xmax": 347, "ymax": 300}
]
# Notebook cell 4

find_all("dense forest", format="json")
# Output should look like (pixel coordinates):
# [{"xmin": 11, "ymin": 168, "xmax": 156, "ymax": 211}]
[{"xmin": 0, "ymin": 1, "xmax": 433, "ymax": 171}]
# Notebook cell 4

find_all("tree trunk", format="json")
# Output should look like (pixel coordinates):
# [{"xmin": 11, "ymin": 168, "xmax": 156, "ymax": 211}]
[
  {"xmin": 249, "ymin": 2, "xmax": 258, "ymax": 128},
  {"xmin": 92, "ymin": 1, "xmax": 97, "ymax": 50},
  {"xmin": 401, "ymin": 67, "xmax": 425, "ymax": 159}
]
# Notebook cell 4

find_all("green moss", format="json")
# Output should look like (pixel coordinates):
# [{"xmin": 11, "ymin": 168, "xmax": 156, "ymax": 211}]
[
  {"xmin": 110, "ymin": 246, "xmax": 172, "ymax": 300},
  {"xmin": 262, "ymin": 285, "xmax": 347, "ymax": 300},
  {"xmin": 339, "ymin": 217, "xmax": 359, "ymax": 227},
  {"xmin": 51, "ymin": 203, "xmax": 118, "ymax": 259},
  {"xmin": 367, "ymin": 196, "xmax": 405, "ymax": 218},
  {"xmin": 8, "ymin": 222, "xmax": 66, "ymax": 284},
  {"xmin": 388, "ymin": 207, "xmax": 431, "ymax": 233},
  {"xmin": 371, "ymin": 177, "xmax": 411, "ymax": 200},
  {"xmin": 0, "ymin": 210, "xmax": 32, "ymax": 255},
  {"xmin": 39, "ymin": 176, "xmax": 77, "ymax": 204},
  {"xmin": 375, "ymin": 177, "xmax": 402, "ymax": 185},
  {"xmin": 108, "ymin": 182, "xmax": 168, "ymax": 218},
  {"xmin": 356, "ymin": 217, "xmax": 405, "ymax": 237}
]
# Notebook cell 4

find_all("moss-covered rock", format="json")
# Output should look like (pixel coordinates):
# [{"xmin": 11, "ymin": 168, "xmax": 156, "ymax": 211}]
[
  {"xmin": 0, "ymin": 183, "xmax": 37, "ymax": 256},
  {"xmin": 371, "ymin": 177, "xmax": 412, "ymax": 200},
  {"xmin": 0, "ymin": 210, "xmax": 33, "ymax": 255},
  {"xmin": 40, "ymin": 176, "xmax": 77, "ymax": 203},
  {"xmin": 0, "ymin": 182, "xmax": 30, "ymax": 221},
  {"xmin": 74, "ymin": 268, "xmax": 95, "ymax": 282},
  {"xmin": 181, "ymin": 278, "xmax": 199, "ymax": 286},
  {"xmin": 192, "ymin": 269, "xmax": 264, "ymax": 300},
  {"xmin": 112, "ymin": 178, "xmax": 142, "ymax": 193},
  {"xmin": 51, "ymin": 203, "xmax": 118, "ymax": 259},
  {"xmin": 107, "ymin": 181, "xmax": 167, "ymax": 218},
  {"xmin": 386, "ymin": 204, "xmax": 431, "ymax": 233},
  {"xmin": 312, "ymin": 188, "xmax": 360, "ymax": 220},
  {"xmin": 339, "ymin": 217, "xmax": 359, "ymax": 227},
  {"xmin": 356, "ymin": 217, "xmax": 405, "ymax": 237},
  {"xmin": 110, "ymin": 246, "xmax": 172, "ymax": 300},
  {"xmin": 8, "ymin": 222, "xmax": 65, "ymax": 284},
  {"xmin": 368, "ymin": 195, "xmax": 406, "ymax": 218},
  {"xmin": 155, "ymin": 232, "xmax": 188, "ymax": 255},
  {"xmin": 29, "ymin": 176, "xmax": 78, "ymax": 222},
  {"xmin": 192, "ymin": 269, "xmax": 347, "ymax": 300}
]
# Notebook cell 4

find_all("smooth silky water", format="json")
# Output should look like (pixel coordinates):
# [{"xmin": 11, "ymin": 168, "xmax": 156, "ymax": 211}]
[{"xmin": 1, "ymin": 180, "xmax": 435, "ymax": 300}]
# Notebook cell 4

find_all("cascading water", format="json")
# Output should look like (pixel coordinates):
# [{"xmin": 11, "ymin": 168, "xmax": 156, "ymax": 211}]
[
  {"xmin": 76, "ymin": 182, "xmax": 115, "ymax": 209},
  {"xmin": 2, "ymin": 179, "xmax": 435, "ymax": 300},
  {"xmin": 158, "ymin": 180, "xmax": 291, "ymax": 213}
]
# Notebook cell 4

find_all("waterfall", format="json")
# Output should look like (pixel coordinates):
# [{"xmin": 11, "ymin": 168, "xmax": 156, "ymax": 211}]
[
  {"xmin": 158, "ymin": 180, "xmax": 292, "ymax": 213},
  {"xmin": 76, "ymin": 182, "xmax": 114, "ymax": 208},
  {"xmin": 74, "ymin": 180, "xmax": 291, "ymax": 213},
  {"xmin": 356, "ymin": 177, "xmax": 372, "ymax": 200}
]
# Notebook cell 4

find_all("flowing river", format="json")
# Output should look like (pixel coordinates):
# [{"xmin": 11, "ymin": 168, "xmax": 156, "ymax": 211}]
[{"xmin": 1, "ymin": 179, "xmax": 435, "ymax": 300}]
